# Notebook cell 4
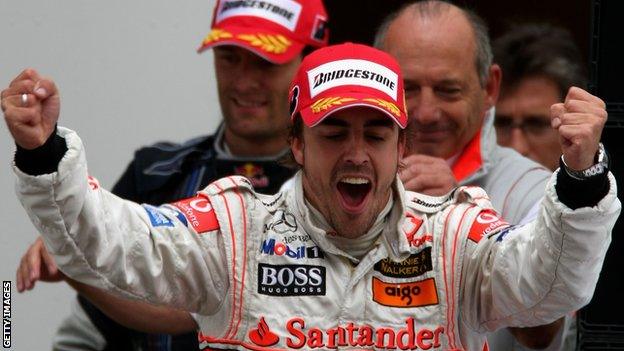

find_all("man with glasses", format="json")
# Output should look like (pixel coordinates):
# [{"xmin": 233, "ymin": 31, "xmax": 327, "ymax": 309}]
[{"xmin": 493, "ymin": 23, "xmax": 586, "ymax": 171}]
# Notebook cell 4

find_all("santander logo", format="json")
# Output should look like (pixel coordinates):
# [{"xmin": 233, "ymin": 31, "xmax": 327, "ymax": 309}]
[
  {"xmin": 248, "ymin": 317, "xmax": 279, "ymax": 347},
  {"xmin": 246, "ymin": 316, "xmax": 445, "ymax": 349}
]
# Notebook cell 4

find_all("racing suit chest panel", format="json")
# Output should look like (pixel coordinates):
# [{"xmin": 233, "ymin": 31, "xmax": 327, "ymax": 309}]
[
  {"xmin": 208, "ymin": 193, "xmax": 457, "ymax": 349},
  {"xmin": 195, "ymin": 177, "xmax": 500, "ymax": 350}
]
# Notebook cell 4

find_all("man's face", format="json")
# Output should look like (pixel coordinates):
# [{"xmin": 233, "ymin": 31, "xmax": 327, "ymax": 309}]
[
  {"xmin": 291, "ymin": 107, "xmax": 404, "ymax": 238},
  {"xmin": 382, "ymin": 9, "xmax": 499, "ymax": 158},
  {"xmin": 214, "ymin": 46, "xmax": 301, "ymax": 146},
  {"xmin": 495, "ymin": 76, "xmax": 561, "ymax": 171}
]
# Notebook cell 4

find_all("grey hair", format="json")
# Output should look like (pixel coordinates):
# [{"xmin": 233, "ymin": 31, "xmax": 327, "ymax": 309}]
[{"xmin": 374, "ymin": 0, "xmax": 493, "ymax": 87}]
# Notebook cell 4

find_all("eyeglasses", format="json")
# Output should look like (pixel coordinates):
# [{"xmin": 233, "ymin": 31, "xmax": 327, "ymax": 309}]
[{"xmin": 494, "ymin": 116, "xmax": 552, "ymax": 138}]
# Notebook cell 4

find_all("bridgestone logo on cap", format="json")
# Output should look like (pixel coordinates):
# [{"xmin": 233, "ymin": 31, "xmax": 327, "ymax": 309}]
[
  {"xmin": 216, "ymin": 0, "xmax": 302, "ymax": 31},
  {"xmin": 307, "ymin": 59, "xmax": 399, "ymax": 100}
]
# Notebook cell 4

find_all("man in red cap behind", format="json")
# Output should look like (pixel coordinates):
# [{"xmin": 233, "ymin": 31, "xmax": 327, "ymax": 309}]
[
  {"xmin": 11, "ymin": 0, "xmax": 328, "ymax": 349},
  {"xmin": 3, "ymin": 43, "xmax": 619, "ymax": 350}
]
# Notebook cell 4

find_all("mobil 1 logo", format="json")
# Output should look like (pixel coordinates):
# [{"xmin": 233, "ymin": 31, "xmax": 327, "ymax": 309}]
[{"xmin": 258, "ymin": 263, "xmax": 326, "ymax": 297}]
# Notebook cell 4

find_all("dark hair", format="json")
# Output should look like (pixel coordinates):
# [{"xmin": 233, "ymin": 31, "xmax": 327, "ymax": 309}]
[
  {"xmin": 374, "ymin": 0, "xmax": 493, "ymax": 87},
  {"xmin": 493, "ymin": 23, "xmax": 587, "ymax": 99},
  {"xmin": 279, "ymin": 115, "xmax": 304, "ymax": 169}
]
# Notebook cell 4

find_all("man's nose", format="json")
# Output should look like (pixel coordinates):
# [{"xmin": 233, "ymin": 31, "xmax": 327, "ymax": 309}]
[
  {"xmin": 343, "ymin": 135, "xmax": 370, "ymax": 165},
  {"xmin": 410, "ymin": 91, "xmax": 440, "ymax": 125},
  {"xmin": 508, "ymin": 128, "xmax": 530, "ymax": 156},
  {"xmin": 231, "ymin": 60, "xmax": 262, "ymax": 90}
]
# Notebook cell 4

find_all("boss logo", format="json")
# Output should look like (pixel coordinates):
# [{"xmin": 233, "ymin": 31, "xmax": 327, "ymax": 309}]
[{"xmin": 258, "ymin": 264, "xmax": 326, "ymax": 296}]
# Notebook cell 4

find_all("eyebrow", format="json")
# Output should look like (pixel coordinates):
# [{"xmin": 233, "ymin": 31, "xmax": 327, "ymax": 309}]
[{"xmin": 437, "ymin": 78, "xmax": 462, "ymax": 86}]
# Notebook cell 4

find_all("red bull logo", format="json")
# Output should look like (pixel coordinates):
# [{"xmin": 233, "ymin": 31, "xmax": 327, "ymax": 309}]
[{"xmin": 235, "ymin": 163, "xmax": 269, "ymax": 188}]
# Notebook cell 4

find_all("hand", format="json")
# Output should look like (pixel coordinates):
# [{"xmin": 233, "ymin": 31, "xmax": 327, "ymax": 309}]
[
  {"xmin": 16, "ymin": 237, "xmax": 65, "ymax": 293},
  {"xmin": 1, "ymin": 69, "xmax": 60, "ymax": 150},
  {"xmin": 551, "ymin": 87, "xmax": 607, "ymax": 170},
  {"xmin": 399, "ymin": 154, "xmax": 458, "ymax": 196}
]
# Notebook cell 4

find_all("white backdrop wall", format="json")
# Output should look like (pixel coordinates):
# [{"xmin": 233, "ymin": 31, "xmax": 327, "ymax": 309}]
[{"xmin": 1, "ymin": 1, "xmax": 218, "ymax": 349}]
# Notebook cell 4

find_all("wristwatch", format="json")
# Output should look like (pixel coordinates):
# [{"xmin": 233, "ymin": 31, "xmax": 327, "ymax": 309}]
[{"xmin": 561, "ymin": 143, "xmax": 609, "ymax": 180}]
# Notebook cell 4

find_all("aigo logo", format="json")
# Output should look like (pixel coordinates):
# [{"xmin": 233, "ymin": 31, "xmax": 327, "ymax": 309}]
[{"xmin": 372, "ymin": 277, "xmax": 439, "ymax": 308}]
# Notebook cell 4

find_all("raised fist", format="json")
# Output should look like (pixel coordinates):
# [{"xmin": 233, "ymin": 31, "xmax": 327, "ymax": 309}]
[
  {"xmin": 551, "ymin": 87, "xmax": 607, "ymax": 171},
  {"xmin": 1, "ymin": 69, "xmax": 60, "ymax": 149}
]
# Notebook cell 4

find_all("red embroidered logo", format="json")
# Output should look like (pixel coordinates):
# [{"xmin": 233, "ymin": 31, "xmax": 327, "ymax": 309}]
[
  {"xmin": 403, "ymin": 213, "xmax": 424, "ymax": 244},
  {"xmin": 235, "ymin": 163, "xmax": 269, "ymax": 188},
  {"xmin": 249, "ymin": 317, "xmax": 279, "ymax": 347},
  {"xmin": 171, "ymin": 195, "xmax": 219, "ymax": 233},
  {"xmin": 87, "ymin": 175, "xmax": 100, "ymax": 190},
  {"xmin": 468, "ymin": 210, "xmax": 509, "ymax": 243}
]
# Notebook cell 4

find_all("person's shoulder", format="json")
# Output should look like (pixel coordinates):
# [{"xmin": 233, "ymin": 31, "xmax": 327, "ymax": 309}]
[
  {"xmin": 404, "ymin": 185, "xmax": 493, "ymax": 213},
  {"xmin": 135, "ymin": 135, "xmax": 214, "ymax": 163},
  {"xmin": 201, "ymin": 175, "xmax": 258, "ymax": 198},
  {"xmin": 492, "ymin": 146, "xmax": 551, "ymax": 195},
  {"xmin": 404, "ymin": 189, "xmax": 456, "ymax": 214},
  {"xmin": 489, "ymin": 145, "xmax": 551, "ymax": 181},
  {"xmin": 129, "ymin": 134, "xmax": 215, "ymax": 175}
]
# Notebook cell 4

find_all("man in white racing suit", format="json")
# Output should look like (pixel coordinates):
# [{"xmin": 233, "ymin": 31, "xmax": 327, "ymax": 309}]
[{"xmin": 3, "ymin": 43, "xmax": 620, "ymax": 351}]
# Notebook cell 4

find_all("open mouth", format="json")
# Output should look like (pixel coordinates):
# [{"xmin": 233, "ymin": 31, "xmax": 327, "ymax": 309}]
[{"xmin": 336, "ymin": 177, "xmax": 372, "ymax": 213}]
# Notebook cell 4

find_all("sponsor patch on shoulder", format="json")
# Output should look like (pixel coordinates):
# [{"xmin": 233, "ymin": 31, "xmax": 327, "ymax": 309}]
[
  {"xmin": 468, "ymin": 209, "xmax": 509, "ymax": 243},
  {"xmin": 171, "ymin": 195, "xmax": 219, "ymax": 234},
  {"xmin": 143, "ymin": 205, "xmax": 174, "ymax": 227},
  {"xmin": 372, "ymin": 277, "xmax": 439, "ymax": 308}
]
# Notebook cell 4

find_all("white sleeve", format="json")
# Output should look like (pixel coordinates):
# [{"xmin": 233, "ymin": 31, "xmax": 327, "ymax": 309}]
[
  {"xmin": 517, "ymin": 197, "xmax": 542, "ymax": 225},
  {"xmin": 461, "ymin": 170, "xmax": 620, "ymax": 332},
  {"xmin": 14, "ymin": 127, "xmax": 228, "ymax": 315}
]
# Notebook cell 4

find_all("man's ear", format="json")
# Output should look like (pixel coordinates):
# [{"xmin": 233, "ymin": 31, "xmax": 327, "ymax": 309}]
[
  {"xmin": 291, "ymin": 135, "xmax": 304, "ymax": 166},
  {"xmin": 398, "ymin": 130, "xmax": 406, "ymax": 161},
  {"xmin": 485, "ymin": 64, "xmax": 502, "ymax": 110}
]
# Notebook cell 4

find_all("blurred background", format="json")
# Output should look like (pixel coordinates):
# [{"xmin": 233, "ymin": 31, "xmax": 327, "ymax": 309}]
[{"xmin": 1, "ymin": 0, "xmax": 622, "ymax": 349}]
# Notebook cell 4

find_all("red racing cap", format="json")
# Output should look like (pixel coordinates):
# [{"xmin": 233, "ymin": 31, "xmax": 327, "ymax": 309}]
[
  {"xmin": 289, "ymin": 42, "xmax": 408, "ymax": 129},
  {"xmin": 197, "ymin": 0, "xmax": 329, "ymax": 64}
]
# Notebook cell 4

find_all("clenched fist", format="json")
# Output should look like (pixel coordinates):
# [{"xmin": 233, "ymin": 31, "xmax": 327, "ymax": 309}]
[
  {"xmin": 1, "ymin": 69, "xmax": 60, "ymax": 149},
  {"xmin": 551, "ymin": 87, "xmax": 607, "ymax": 171}
]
